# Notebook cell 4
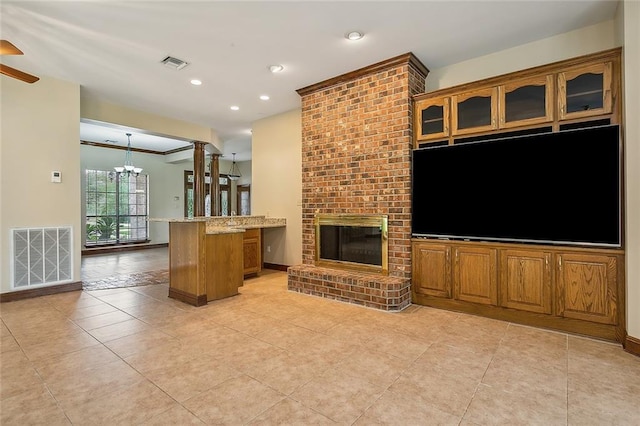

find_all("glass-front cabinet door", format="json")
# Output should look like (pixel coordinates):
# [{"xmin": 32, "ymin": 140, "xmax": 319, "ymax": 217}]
[
  {"xmin": 415, "ymin": 97, "xmax": 450, "ymax": 142},
  {"xmin": 499, "ymin": 75, "xmax": 553, "ymax": 129},
  {"xmin": 451, "ymin": 87, "xmax": 498, "ymax": 135},
  {"xmin": 558, "ymin": 61, "xmax": 612, "ymax": 120}
]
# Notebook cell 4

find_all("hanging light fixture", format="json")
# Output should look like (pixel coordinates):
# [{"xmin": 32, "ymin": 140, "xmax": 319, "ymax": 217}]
[
  {"xmin": 227, "ymin": 153, "xmax": 241, "ymax": 181},
  {"xmin": 114, "ymin": 133, "xmax": 143, "ymax": 176}
]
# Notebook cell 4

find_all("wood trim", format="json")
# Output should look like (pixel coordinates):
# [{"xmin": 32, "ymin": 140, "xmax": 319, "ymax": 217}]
[
  {"xmin": 168, "ymin": 287, "xmax": 207, "ymax": 307},
  {"xmin": 81, "ymin": 140, "xmax": 164, "ymax": 155},
  {"xmin": 297, "ymin": 52, "xmax": 429, "ymax": 96},
  {"xmin": 82, "ymin": 242, "xmax": 167, "ymax": 256},
  {"xmin": 624, "ymin": 335, "xmax": 640, "ymax": 357},
  {"xmin": 412, "ymin": 292, "xmax": 620, "ymax": 343},
  {"xmin": 81, "ymin": 140, "xmax": 192, "ymax": 155},
  {"xmin": 413, "ymin": 47, "xmax": 622, "ymax": 101},
  {"xmin": 263, "ymin": 263, "xmax": 289, "ymax": 271},
  {"xmin": 1, "ymin": 282, "xmax": 83, "ymax": 303}
]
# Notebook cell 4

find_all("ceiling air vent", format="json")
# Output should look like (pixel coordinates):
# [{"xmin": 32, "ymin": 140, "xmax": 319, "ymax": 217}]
[{"xmin": 161, "ymin": 56, "xmax": 189, "ymax": 70}]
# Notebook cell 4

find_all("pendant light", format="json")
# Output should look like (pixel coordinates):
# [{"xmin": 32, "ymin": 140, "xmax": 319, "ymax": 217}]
[
  {"xmin": 114, "ymin": 133, "xmax": 143, "ymax": 176},
  {"xmin": 227, "ymin": 153, "xmax": 241, "ymax": 181}
]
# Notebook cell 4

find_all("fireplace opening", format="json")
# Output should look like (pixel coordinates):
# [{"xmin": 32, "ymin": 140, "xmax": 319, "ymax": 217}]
[{"xmin": 315, "ymin": 214, "xmax": 388, "ymax": 275}]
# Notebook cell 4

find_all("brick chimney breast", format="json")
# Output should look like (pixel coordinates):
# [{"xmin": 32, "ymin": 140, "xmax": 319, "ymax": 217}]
[{"xmin": 289, "ymin": 53, "xmax": 428, "ymax": 311}]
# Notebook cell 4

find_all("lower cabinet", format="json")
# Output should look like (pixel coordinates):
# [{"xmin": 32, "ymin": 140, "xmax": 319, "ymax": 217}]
[
  {"xmin": 453, "ymin": 246, "xmax": 498, "ymax": 306},
  {"xmin": 243, "ymin": 228, "xmax": 262, "ymax": 276},
  {"xmin": 500, "ymin": 249, "xmax": 552, "ymax": 314},
  {"xmin": 412, "ymin": 243, "xmax": 451, "ymax": 298},
  {"xmin": 556, "ymin": 252, "xmax": 618, "ymax": 325},
  {"xmin": 411, "ymin": 239, "xmax": 624, "ymax": 341}
]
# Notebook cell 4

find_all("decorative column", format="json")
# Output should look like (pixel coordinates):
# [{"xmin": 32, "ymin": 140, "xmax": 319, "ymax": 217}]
[
  {"xmin": 193, "ymin": 141, "xmax": 206, "ymax": 217},
  {"xmin": 210, "ymin": 154, "xmax": 221, "ymax": 216}
]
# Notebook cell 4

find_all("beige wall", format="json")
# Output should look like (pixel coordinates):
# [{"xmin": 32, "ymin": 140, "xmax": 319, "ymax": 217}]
[
  {"xmin": 251, "ymin": 109, "xmax": 302, "ymax": 267},
  {"xmin": 427, "ymin": 20, "xmax": 618, "ymax": 91},
  {"xmin": 1, "ymin": 76, "xmax": 81, "ymax": 292},
  {"xmin": 623, "ymin": 0, "xmax": 640, "ymax": 339}
]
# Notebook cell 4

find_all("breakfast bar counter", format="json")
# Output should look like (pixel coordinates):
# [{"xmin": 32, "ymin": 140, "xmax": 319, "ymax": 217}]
[{"xmin": 150, "ymin": 216, "xmax": 285, "ymax": 306}]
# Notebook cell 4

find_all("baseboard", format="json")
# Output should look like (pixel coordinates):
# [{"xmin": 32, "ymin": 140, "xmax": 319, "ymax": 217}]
[
  {"xmin": 263, "ymin": 263, "xmax": 289, "ymax": 271},
  {"xmin": 168, "ymin": 287, "xmax": 207, "ymax": 307},
  {"xmin": 624, "ymin": 335, "xmax": 640, "ymax": 357},
  {"xmin": 82, "ymin": 242, "xmax": 168, "ymax": 256},
  {"xmin": 0, "ymin": 281, "xmax": 83, "ymax": 303}
]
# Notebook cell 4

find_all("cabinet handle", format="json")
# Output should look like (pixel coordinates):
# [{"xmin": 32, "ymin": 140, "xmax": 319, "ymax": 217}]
[{"xmin": 558, "ymin": 257, "xmax": 562, "ymax": 269}]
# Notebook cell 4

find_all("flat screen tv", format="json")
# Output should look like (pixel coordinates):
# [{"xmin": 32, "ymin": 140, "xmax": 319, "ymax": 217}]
[{"xmin": 411, "ymin": 124, "xmax": 621, "ymax": 248}]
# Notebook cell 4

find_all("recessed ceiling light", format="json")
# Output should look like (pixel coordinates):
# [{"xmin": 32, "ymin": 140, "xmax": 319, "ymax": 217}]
[
  {"xmin": 260, "ymin": 95, "xmax": 270, "ymax": 101},
  {"xmin": 346, "ymin": 31, "xmax": 364, "ymax": 41},
  {"xmin": 190, "ymin": 79, "xmax": 202, "ymax": 86},
  {"xmin": 269, "ymin": 64, "xmax": 284, "ymax": 73},
  {"xmin": 230, "ymin": 105, "xmax": 240, "ymax": 111}
]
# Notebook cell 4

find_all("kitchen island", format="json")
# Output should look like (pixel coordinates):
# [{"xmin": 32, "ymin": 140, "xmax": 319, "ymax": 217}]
[{"xmin": 151, "ymin": 216, "xmax": 286, "ymax": 306}]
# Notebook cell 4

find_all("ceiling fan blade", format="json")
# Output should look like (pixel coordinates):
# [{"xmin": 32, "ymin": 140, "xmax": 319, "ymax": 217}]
[
  {"xmin": 0, "ymin": 40, "xmax": 24, "ymax": 55},
  {"xmin": 0, "ymin": 64, "xmax": 39, "ymax": 83}
]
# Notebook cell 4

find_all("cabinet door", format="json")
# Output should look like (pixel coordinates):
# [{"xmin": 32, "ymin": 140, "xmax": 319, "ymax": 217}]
[
  {"xmin": 499, "ymin": 75, "xmax": 553, "ymax": 129},
  {"xmin": 415, "ymin": 97, "xmax": 450, "ymax": 142},
  {"xmin": 453, "ymin": 246, "xmax": 497, "ymax": 305},
  {"xmin": 243, "ymin": 228, "xmax": 262, "ymax": 276},
  {"xmin": 412, "ymin": 242, "xmax": 452, "ymax": 298},
  {"xmin": 451, "ymin": 87, "xmax": 498, "ymax": 135},
  {"xmin": 558, "ymin": 62, "xmax": 612, "ymax": 120},
  {"xmin": 556, "ymin": 253, "xmax": 617, "ymax": 325},
  {"xmin": 500, "ymin": 249, "xmax": 552, "ymax": 314}
]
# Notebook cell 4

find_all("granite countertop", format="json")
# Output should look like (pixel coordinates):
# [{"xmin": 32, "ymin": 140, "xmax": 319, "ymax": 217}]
[{"xmin": 149, "ymin": 216, "xmax": 286, "ymax": 235}]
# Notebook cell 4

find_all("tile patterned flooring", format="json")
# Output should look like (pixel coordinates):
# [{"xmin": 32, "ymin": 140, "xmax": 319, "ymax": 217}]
[{"xmin": 1, "ymin": 248, "xmax": 639, "ymax": 425}]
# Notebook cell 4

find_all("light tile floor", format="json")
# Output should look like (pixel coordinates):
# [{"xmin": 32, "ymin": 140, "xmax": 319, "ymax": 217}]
[{"xmin": 1, "ymin": 251, "xmax": 639, "ymax": 425}]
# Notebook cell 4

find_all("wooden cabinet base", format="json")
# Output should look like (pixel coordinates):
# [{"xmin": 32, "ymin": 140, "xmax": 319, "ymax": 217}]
[
  {"xmin": 412, "ymin": 239, "xmax": 625, "ymax": 343},
  {"xmin": 169, "ymin": 288, "xmax": 208, "ymax": 307}
]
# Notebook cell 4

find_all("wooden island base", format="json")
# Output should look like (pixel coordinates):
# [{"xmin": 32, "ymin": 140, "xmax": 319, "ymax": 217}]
[{"xmin": 168, "ymin": 221, "xmax": 244, "ymax": 306}]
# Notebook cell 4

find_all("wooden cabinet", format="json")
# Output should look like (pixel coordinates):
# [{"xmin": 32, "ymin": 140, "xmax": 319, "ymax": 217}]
[
  {"xmin": 168, "ymin": 221, "xmax": 243, "ymax": 306},
  {"xmin": 499, "ymin": 75, "xmax": 554, "ymax": 129},
  {"xmin": 558, "ymin": 61, "xmax": 613, "ymax": 121},
  {"xmin": 556, "ymin": 252, "xmax": 618, "ymax": 325},
  {"xmin": 412, "ymin": 242, "xmax": 451, "ymax": 297},
  {"xmin": 500, "ymin": 249, "xmax": 552, "ymax": 314},
  {"xmin": 451, "ymin": 87, "xmax": 498, "ymax": 135},
  {"xmin": 411, "ymin": 239, "xmax": 623, "ymax": 341},
  {"xmin": 413, "ymin": 48, "xmax": 620, "ymax": 145},
  {"xmin": 415, "ymin": 97, "xmax": 450, "ymax": 141},
  {"xmin": 453, "ymin": 246, "xmax": 497, "ymax": 305},
  {"xmin": 243, "ymin": 228, "xmax": 262, "ymax": 276}
]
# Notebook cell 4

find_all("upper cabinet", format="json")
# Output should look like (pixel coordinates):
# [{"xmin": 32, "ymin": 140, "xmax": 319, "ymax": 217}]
[
  {"xmin": 558, "ymin": 61, "xmax": 613, "ymax": 121},
  {"xmin": 451, "ymin": 87, "xmax": 498, "ymax": 135},
  {"xmin": 415, "ymin": 97, "xmax": 450, "ymax": 141},
  {"xmin": 413, "ymin": 48, "xmax": 620, "ymax": 146},
  {"xmin": 499, "ymin": 75, "xmax": 554, "ymax": 129}
]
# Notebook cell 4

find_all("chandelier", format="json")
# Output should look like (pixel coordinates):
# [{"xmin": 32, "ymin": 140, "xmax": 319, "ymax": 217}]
[
  {"xmin": 114, "ymin": 133, "xmax": 143, "ymax": 176},
  {"xmin": 227, "ymin": 153, "xmax": 241, "ymax": 181}
]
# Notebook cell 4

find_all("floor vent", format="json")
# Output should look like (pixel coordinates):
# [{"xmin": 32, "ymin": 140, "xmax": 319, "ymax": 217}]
[{"xmin": 12, "ymin": 227, "xmax": 73, "ymax": 289}]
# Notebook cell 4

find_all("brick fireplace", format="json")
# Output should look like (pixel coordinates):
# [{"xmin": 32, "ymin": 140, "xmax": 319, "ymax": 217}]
[{"xmin": 287, "ymin": 53, "xmax": 428, "ymax": 311}]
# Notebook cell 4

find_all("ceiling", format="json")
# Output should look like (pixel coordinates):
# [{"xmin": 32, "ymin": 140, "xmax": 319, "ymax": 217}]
[{"xmin": 0, "ymin": 1, "xmax": 619, "ymax": 161}]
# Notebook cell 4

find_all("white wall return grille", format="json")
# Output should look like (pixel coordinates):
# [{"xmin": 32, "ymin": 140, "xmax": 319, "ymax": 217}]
[{"xmin": 11, "ymin": 227, "xmax": 73, "ymax": 289}]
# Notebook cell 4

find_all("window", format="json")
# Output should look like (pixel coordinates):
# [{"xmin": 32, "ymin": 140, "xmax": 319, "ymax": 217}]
[{"xmin": 85, "ymin": 170, "xmax": 148, "ymax": 246}]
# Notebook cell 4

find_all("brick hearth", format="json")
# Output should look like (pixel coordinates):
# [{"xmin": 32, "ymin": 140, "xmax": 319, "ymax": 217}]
[{"xmin": 288, "ymin": 53, "xmax": 428, "ymax": 311}]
